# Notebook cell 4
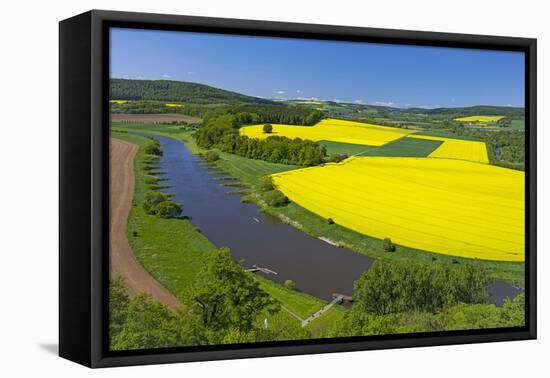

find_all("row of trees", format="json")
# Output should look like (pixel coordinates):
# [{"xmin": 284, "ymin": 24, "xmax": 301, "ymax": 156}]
[
  {"xmin": 110, "ymin": 248, "xmax": 310, "ymax": 350},
  {"xmin": 327, "ymin": 259, "xmax": 523, "ymax": 337},
  {"xmin": 352, "ymin": 260, "xmax": 490, "ymax": 315},
  {"xmin": 195, "ymin": 115, "xmax": 327, "ymax": 166}
]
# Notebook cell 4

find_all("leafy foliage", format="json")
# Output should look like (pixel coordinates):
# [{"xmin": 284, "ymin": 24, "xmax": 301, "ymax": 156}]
[
  {"xmin": 263, "ymin": 190, "xmax": 289, "ymax": 207},
  {"xmin": 143, "ymin": 191, "xmax": 182, "ymax": 218},
  {"xmin": 353, "ymin": 260, "xmax": 490, "ymax": 315},
  {"xmin": 263, "ymin": 124, "xmax": 273, "ymax": 133},
  {"xmin": 195, "ymin": 115, "xmax": 327, "ymax": 166}
]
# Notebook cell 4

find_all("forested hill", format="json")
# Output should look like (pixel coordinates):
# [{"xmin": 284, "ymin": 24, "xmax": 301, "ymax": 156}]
[{"xmin": 110, "ymin": 79, "xmax": 276, "ymax": 105}]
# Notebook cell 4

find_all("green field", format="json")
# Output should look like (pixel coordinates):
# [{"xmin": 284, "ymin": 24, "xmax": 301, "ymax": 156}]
[
  {"xmin": 319, "ymin": 140, "xmax": 373, "ymax": 156},
  {"xmin": 415, "ymin": 129, "xmax": 485, "ymax": 141},
  {"xmin": 217, "ymin": 152, "xmax": 299, "ymax": 183},
  {"xmin": 361, "ymin": 136, "xmax": 442, "ymax": 157},
  {"xmin": 510, "ymin": 119, "xmax": 525, "ymax": 131}
]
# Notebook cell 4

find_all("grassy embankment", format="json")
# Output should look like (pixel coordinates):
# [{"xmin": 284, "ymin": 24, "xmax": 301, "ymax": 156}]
[
  {"xmin": 111, "ymin": 127, "xmax": 342, "ymax": 336},
  {"xmin": 112, "ymin": 123, "xmax": 524, "ymax": 287}
]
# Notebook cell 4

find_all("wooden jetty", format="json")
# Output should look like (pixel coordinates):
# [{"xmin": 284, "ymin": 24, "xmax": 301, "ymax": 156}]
[
  {"xmin": 332, "ymin": 293, "xmax": 353, "ymax": 303},
  {"xmin": 246, "ymin": 264, "xmax": 278, "ymax": 275}
]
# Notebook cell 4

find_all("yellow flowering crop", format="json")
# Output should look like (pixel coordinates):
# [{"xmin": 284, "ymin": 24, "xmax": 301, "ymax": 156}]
[
  {"xmin": 165, "ymin": 103, "xmax": 185, "ymax": 108},
  {"xmin": 109, "ymin": 100, "xmax": 127, "ymax": 104},
  {"xmin": 240, "ymin": 118, "xmax": 415, "ymax": 146},
  {"xmin": 410, "ymin": 135, "xmax": 489, "ymax": 163},
  {"xmin": 271, "ymin": 157, "xmax": 524, "ymax": 262},
  {"xmin": 454, "ymin": 115, "xmax": 504, "ymax": 123}
]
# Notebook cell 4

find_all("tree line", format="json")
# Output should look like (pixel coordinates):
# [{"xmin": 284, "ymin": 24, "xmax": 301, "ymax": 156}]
[
  {"xmin": 195, "ymin": 115, "xmax": 327, "ymax": 166},
  {"xmin": 327, "ymin": 259, "xmax": 524, "ymax": 337}
]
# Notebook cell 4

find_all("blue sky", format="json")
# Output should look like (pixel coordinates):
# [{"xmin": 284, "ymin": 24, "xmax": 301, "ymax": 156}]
[{"xmin": 110, "ymin": 28, "xmax": 525, "ymax": 108}]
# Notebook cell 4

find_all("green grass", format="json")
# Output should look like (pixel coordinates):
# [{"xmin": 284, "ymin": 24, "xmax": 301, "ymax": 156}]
[
  {"xmin": 255, "ymin": 276, "xmax": 326, "ymax": 319},
  {"xmin": 217, "ymin": 152, "xmax": 299, "ymax": 183},
  {"xmin": 415, "ymin": 129, "xmax": 484, "ymax": 141},
  {"xmin": 320, "ymin": 140, "xmax": 373, "ymax": 156},
  {"xmin": 510, "ymin": 119, "xmax": 525, "ymax": 131},
  {"xmin": 361, "ymin": 136, "xmax": 442, "ymax": 157},
  {"xmin": 305, "ymin": 306, "xmax": 347, "ymax": 338}
]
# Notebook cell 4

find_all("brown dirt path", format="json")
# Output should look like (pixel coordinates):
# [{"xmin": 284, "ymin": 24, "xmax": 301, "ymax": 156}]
[{"xmin": 110, "ymin": 138, "xmax": 179, "ymax": 310}]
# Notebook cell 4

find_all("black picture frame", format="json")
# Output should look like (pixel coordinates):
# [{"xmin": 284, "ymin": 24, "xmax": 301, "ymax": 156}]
[{"xmin": 59, "ymin": 9, "xmax": 537, "ymax": 368}]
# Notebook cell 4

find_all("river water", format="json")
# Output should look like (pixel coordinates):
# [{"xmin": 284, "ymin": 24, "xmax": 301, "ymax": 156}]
[{"xmin": 136, "ymin": 133, "xmax": 522, "ymax": 305}]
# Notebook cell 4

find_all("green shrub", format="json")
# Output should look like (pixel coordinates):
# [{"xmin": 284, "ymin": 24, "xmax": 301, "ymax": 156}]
[
  {"xmin": 144, "ymin": 143, "xmax": 162, "ymax": 156},
  {"xmin": 382, "ymin": 238, "xmax": 395, "ymax": 252},
  {"xmin": 258, "ymin": 177, "xmax": 275, "ymax": 192},
  {"xmin": 328, "ymin": 153, "xmax": 348, "ymax": 163},
  {"xmin": 143, "ymin": 190, "xmax": 182, "ymax": 218},
  {"xmin": 143, "ymin": 191, "xmax": 167, "ymax": 214},
  {"xmin": 263, "ymin": 190, "xmax": 289, "ymax": 207},
  {"xmin": 284, "ymin": 279, "xmax": 296, "ymax": 290},
  {"xmin": 327, "ymin": 217, "xmax": 335, "ymax": 225},
  {"xmin": 263, "ymin": 124, "xmax": 273, "ymax": 133},
  {"xmin": 154, "ymin": 201, "xmax": 182, "ymax": 218},
  {"xmin": 204, "ymin": 150, "xmax": 220, "ymax": 162}
]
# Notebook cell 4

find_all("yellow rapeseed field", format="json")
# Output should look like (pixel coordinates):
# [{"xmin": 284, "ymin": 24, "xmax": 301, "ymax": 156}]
[
  {"xmin": 454, "ymin": 115, "xmax": 504, "ymax": 123},
  {"xmin": 110, "ymin": 100, "xmax": 127, "ymax": 104},
  {"xmin": 240, "ymin": 118, "xmax": 415, "ymax": 146},
  {"xmin": 410, "ymin": 135, "xmax": 489, "ymax": 163},
  {"xmin": 165, "ymin": 103, "xmax": 185, "ymax": 107},
  {"xmin": 271, "ymin": 157, "xmax": 524, "ymax": 262}
]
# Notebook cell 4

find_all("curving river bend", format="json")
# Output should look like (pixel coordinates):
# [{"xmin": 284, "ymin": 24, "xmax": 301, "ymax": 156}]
[{"xmin": 136, "ymin": 133, "xmax": 522, "ymax": 305}]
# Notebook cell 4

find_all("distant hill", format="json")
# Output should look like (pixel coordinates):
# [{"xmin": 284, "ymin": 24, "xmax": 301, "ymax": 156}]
[
  {"xmin": 283, "ymin": 100, "xmax": 524, "ymax": 118},
  {"xmin": 110, "ymin": 79, "xmax": 276, "ymax": 105},
  {"xmin": 403, "ymin": 105, "xmax": 524, "ymax": 117}
]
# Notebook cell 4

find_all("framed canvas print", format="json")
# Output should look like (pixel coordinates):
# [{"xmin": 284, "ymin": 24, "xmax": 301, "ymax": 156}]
[{"xmin": 59, "ymin": 10, "xmax": 536, "ymax": 368}]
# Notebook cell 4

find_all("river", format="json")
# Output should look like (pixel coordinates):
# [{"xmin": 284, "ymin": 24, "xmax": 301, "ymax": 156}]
[{"xmin": 136, "ymin": 133, "xmax": 522, "ymax": 305}]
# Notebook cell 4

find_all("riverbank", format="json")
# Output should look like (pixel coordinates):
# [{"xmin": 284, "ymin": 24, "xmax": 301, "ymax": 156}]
[
  {"xmin": 109, "ymin": 138, "xmax": 180, "ymax": 310},
  {"xmin": 111, "ymin": 130, "xmax": 344, "ymax": 337}
]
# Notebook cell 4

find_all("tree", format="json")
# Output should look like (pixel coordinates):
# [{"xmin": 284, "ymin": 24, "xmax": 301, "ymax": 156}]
[
  {"xmin": 181, "ymin": 248, "xmax": 279, "ymax": 335},
  {"xmin": 382, "ymin": 238, "xmax": 395, "ymax": 252},
  {"xmin": 352, "ymin": 260, "xmax": 490, "ymax": 315},
  {"xmin": 258, "ymin": 177, "xmax": 275, "ymax": 192},
  {"xmin": 263, "ymin": 124, "xmax": 273, "ymax": 134},
  {"xmin": 143, "ymin": 190, "xmax": 182, "ymax": 218},
  {"xmin": 284, "ymin": 279, "xmax": 296, "ymax": 290},
  {"xmin": 154, "ymin": 201, "xmax": 182, "ymax": 218},
  {"xmin": 263, "ymin": 190, "xmax": 289, "ymax": 207},
  {"xmin": 143, "ymin": 191, "xmax": 167, "ymax": 214},
  {"xmin": 203, "ymin": 150, "xmax": 220, "ymax": 162}
]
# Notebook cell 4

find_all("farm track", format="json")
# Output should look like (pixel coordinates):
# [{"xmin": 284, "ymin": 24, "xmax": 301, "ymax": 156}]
[{"xmin": 110, "ymin": 139, "xmax": 179, "ymax": 310}]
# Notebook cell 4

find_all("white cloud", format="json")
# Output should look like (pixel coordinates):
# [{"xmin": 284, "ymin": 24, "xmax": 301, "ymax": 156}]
[
  {"xmin": 162, "ymin": 74, "xmax": 171, "ymax": 78},
  {"xmin": 371, "ymin": 101, "xmax": 395, "ymax": 107},
  {"xmin": 416, "ymin": 104, "xmax": 439, "ymax": 109},
  {"xmin": 275, "ymin": 90, "xmax": 286, "ymax": 94},
  {"xmin": 187, "ymin": 71, "xmax": 194, "ymax": 75},
  {"xmin": 297, "ymin": 97, "xmax": 320, "ymax": 101},
  {"xmin": 296, "ymin": 89, "xmax": 302, "ymax": 93},
  {"xmin": 353, "ymin": 99, "xmax": 364, "ymax": 104}
]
